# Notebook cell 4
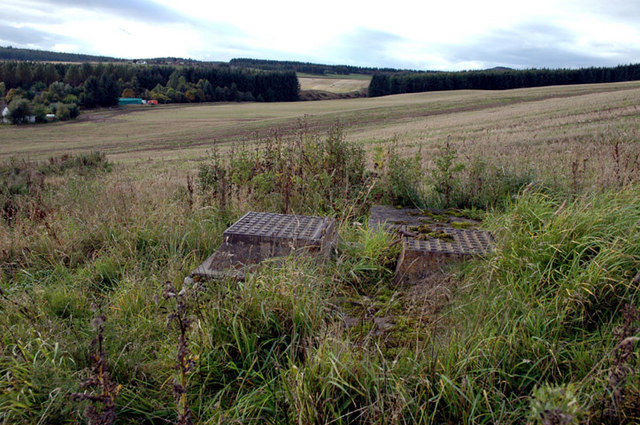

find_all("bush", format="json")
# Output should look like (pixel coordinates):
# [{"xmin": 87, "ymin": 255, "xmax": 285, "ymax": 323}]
[
  {"xmin": 424, "ymin": 143, "xmax": 536, "ymax": 210},
  {"xmin": 372, "ymin": 144, "xmax": 425, "ymax": 207},
  {"xmin": 33, "ymin": 103, "xmax": 49, "ymax": 123},
  {"xmin": 55, "ymin": 103, "xmax": 70, "ymax": 121},
  {"xmin": 7, "ymin": 96, "xmax": 32, "ymax": 124},
  {"xmin": 198, "ymin": 124, "xmax": 370, "ymax": 218}
]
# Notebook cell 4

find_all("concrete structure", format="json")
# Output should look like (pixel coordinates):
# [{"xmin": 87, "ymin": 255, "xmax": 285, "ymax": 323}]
[
  {"xmin": 189, "ymin": 211, "xmax": 337, "ymax": 281},
  {"xmin": 369, "ymin": 205, "xmax": 494, "ymax": 283}
]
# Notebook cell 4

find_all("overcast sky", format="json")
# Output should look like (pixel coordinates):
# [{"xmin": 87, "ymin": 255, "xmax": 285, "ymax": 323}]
[{"xmin": 2, "ymin": 0, "xmax": 640, "ymax": 70}]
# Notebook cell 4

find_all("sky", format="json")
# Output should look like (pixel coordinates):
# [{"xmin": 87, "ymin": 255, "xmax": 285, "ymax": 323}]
[{"xmin": 1, "ymin": 0, "xmax": 640, "ymax": 71}]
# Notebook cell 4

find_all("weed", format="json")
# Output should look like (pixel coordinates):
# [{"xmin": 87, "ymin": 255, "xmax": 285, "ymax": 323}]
[
  {"xmin": 163, "ymin": 281, "xmax": 195, "ymax": 425},
  {"xmin": 529, "ymin": 383, "xmax": 582, "ymax": 425},
  {"xmin": 71, "ymin": 305, "xmax": 119, "ymax": 425},
  {"xmin": 600, "ymin": 302, "xmax": 640, "ymax": 424},
  {"xmin": 198, "ymin": 123, "xmax": 370, "ymax": 218},
  {"xmin": 373, "ymin": 142, "xmax": 424, "ymax": 207},
  {"xmin": 430, "ymin": 142, "xmax": 465, "ymax": 207}
]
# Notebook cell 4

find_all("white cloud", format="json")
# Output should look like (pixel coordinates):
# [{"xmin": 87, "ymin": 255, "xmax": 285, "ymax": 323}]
[{"xmin": 2, "ymin": 0, "xmax": 640, "ymax": 69}]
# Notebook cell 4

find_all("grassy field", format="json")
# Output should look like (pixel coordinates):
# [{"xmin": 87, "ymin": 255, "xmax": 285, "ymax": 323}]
[
  {"xmin": 297, "ymin": 73, "xmax": 372, "ymax": 80},
  {"xmin": 2, "ymin": 81, "xmax": 639, "ymax": 162},
  {"xmin": 298, "ymin": 76, "xmax": 370, "ymax": 93},
  {"xmin": 1, "ymin": 82, "xmax": 639, "ymax": 424}
]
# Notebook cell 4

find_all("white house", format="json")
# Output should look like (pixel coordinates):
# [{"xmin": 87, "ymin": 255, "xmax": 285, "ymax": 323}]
[{"xmin": 1, "ymin": 106, "xmax": 9, "ymax": 124}]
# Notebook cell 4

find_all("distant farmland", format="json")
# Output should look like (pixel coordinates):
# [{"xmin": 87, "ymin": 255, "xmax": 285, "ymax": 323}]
[{"xmin": 2, "ymin": 80, "xmax": 639, "ymax": 175}]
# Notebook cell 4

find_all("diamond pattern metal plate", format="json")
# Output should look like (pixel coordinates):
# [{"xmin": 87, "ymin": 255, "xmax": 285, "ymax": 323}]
[
  {"xmin": 405, "ymin": 229, "xmax": 494, "ymax": 256},
  {"xmin": 225, "ymin": 212, "xmax": 327, "ymax": 242},
  {"xmin": 189, "ymin": 211, "xmax": 336, "ymax": 282}
]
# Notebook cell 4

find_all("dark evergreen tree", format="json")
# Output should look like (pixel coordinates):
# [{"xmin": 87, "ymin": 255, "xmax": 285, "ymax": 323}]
[
  {"xmin": 82, "ymin": 76, "xmax": 100, "ymax": 108},
  {"xmin": 98, "ymin": 73, "xmax": 120, "ymax": 106}
]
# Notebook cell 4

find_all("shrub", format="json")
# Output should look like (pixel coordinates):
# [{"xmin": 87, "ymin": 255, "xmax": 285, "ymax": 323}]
[
  {"xmin": 424, "ymin": 143, "xmax": 536, "ymax": 210},
  {"xmin": 55, "ymin": 103, "xmax": 71, "ymax": 121},
  {"xmin": 33, "ymin": 103, "xmax": 49, "ymax": 123},
  {"xmin": 198, "ymin": 124, "xmax": 370, "ymax": 218},
  {"xmin": 7, "ymin": 96, "xmax": 32, "ymax": 124},
  {"xmin": 372, "ymin": 144, "xmax": 425, "ymax": 207}
]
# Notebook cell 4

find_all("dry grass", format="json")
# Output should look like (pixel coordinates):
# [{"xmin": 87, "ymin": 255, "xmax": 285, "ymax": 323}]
[
  {"xmin": 299, "ymin": 77, "xmax": 370, "ymax": 93},
  {"xmin": 1, "ymin": 81, "xmax": 639, "ymax": 189}
]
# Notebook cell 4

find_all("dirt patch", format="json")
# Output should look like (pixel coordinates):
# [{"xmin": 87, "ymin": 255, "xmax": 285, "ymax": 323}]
[
  {"xmin": 75, "ymin": 107, "xmax": 133, "ymax": 124},
  {"xmin": 299, "ymin": 89, "xmax": 367, "ymax": 101}
]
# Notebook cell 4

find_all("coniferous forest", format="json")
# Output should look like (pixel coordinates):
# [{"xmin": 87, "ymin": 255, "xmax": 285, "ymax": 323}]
[{"xmin": 368, "ymin": 64, "xmax": 640, "ymax": 96}]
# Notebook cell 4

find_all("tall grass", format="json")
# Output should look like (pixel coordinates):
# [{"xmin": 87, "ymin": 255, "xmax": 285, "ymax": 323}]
[{"xmin": 1, "ymin": 129, "xmax": 639, "ymax": 424}]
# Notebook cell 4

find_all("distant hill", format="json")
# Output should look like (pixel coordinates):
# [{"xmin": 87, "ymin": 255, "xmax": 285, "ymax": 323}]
[
  {"xmin": 0, "ymin": 46, "xmax": 125, "ymax": 62},
  {"xmin": 229, "ymin": 58, "xmax": 424, "ymax": 76},
  {"xmin": 0, "ymin": 46, "xmax": 210, "ymax": 65},
  {"xmin": 485, "ymin": 66, "xmax": 514, "ymax": 72}
]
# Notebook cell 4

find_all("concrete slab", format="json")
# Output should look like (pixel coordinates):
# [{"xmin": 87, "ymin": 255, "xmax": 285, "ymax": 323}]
[{"xmin": 190, "ymin": 212, "xmax": 336, "ymax": 282}]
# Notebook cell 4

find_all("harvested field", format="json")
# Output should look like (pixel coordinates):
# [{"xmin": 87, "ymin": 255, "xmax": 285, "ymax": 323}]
[
  {"xmin": 1, "ymin": 81, "xmax": 638, "ymax": 165},
  {"xmin": 299, "ymin": 76, "xmax": 370, "ymax": 93}
]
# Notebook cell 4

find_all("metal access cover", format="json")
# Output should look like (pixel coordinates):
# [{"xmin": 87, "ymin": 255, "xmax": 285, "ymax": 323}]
[
  {"xmin": 190, "ymin": 212, "xmax": 336, "ymax": 282},
  {"xmin": 368, "ymin": 205, "xmax": 494, "ymax": 283},
  {"xmin": 225, "ymin": 212, "xmax": 330, "ymax": 243},
  {"xmin": 405, "ymin": 229, "xmax": 493, "ymax": 256}
]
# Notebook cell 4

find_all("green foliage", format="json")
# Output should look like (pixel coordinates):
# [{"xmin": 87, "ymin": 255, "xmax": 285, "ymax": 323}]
[
  {"xmin": 430, "ymin": 142, "xmax": 466, "ymax": 207},
  {"xmin": 369, "ymin": 63, "xmax": 640, "ymax": 96},
  {"xmin": 373, "ymin": 144, "xmax": 425, "ymax": 207},
  {"xmin": 424, "ymin": 143, "xmax": 536, "ymax": 210},
  {"xmin": 0, "ymin": 152, "xmax": 111, "ymax": 227},
  {"xmin": 336, "ymin": 224, "xmax": 400, "ymax": 292},
  {"xmin": 7, "ymin": 96, "xmax": 32, "ymax": 124},
  {"xmin": 230, "ymin": 57, "xmax": 407, "ymax": 76},
  {"xmin": 529, "ymin": 384, "xmax": 583, "ymax": 425},
  {"xmin": 32, "ymin": 103, "xmax": 49, "ymax": 123},
  {"xmin": 0, "ymin": 60, "xmax": 300, "ymax": 108},
  {"xmin": 52, "ymin": 102, "xmax": 80, "ymax": 121},
  {"xmin": 1, "ymin": 117, "xmax": 639, "ymax": 424},
  {"xmin": 449, "ymin": 187, "xmax": 640, "ymax": 422},
  {"xmin": 198, "ymin": 124, "xmax": 370, "ymax": 217},
  {"xmin": 38, "ymin": 152, "xmax": 112, "ymax": 175},
  {"xmin": 54, "ymin": 103, "xmax": 70, "ymax": 121}
]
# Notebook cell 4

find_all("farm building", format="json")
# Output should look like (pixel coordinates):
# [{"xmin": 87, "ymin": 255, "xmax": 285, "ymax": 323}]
[{"xmin": 118, "ymin": 98, "xmax": 144, "ymax": 105}]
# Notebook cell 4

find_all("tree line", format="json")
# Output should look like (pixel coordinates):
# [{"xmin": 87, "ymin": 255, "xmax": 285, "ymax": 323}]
[
  {"xmin": 368, "ymin": 64, "xmax": 640, "ymax": 96},
  {"xmin": 229, "ymin": 58, "xmax": 415, "ymax": 76},
  {"xmin": 0, "ymin": 45, "xmax": 124, "ymax": 63},
  {"xmin": 1, "ymin": 62, "xmax": 299, "ymax": 103},
  {"xmin": 1, "ymin": 61, "xmax": 299, "ymax": 124}
]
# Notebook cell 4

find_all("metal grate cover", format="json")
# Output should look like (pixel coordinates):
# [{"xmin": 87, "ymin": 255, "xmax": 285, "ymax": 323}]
[
  {"xmin": 225, "ymin": 212, "xmax": 328, "ymax": 242},
  {"xmin": 189, "ymin": 211, "xmax": 336, "ymax": 282},
  {"xmin": 405, "ymin": 229, "xmax": 494, "ymax": 256}
]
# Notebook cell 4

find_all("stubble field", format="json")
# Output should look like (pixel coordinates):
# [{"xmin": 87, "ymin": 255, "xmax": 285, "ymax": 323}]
[{"xmin": 2, "ymin": 80, "xmax": 638, "ymax": 180}]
